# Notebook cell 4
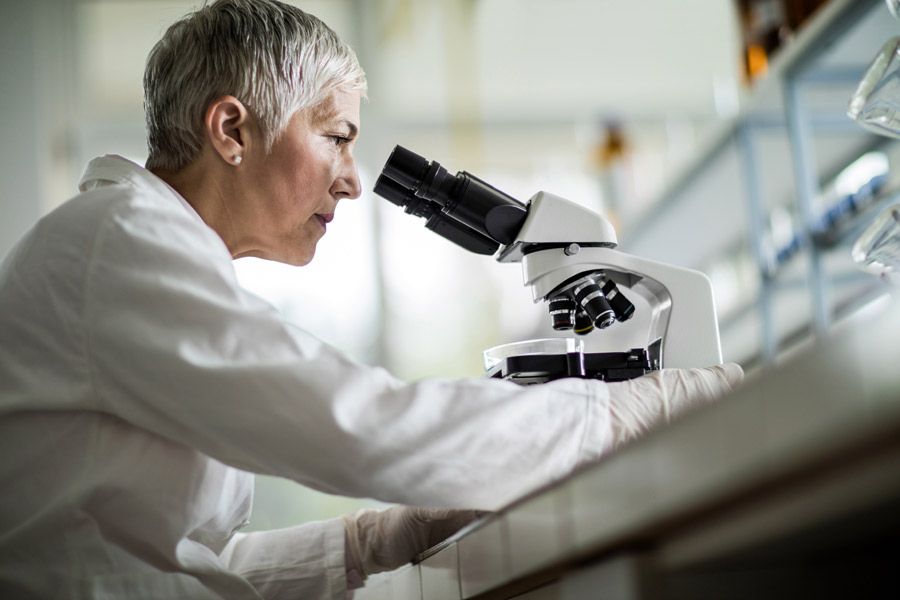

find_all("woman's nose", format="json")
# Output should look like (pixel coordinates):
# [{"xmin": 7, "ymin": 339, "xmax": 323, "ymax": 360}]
[{"xmin": 332, "ymin": 155, "xmax": 362, "ymax": 200}]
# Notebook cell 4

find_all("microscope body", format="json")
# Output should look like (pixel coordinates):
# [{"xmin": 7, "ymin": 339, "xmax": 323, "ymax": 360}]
[
  {"xmin": 373, "ymin": 146, "xmax": 724, "ymax": 381},
  {"xmin": 499, "ymin": 192, "xmax": 723, "ymax": 369}
]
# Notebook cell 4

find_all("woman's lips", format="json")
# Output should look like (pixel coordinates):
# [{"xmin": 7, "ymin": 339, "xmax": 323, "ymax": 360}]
[{"xmin": 315, "ymin": 213, "xmax": 334, "ymax": 230}]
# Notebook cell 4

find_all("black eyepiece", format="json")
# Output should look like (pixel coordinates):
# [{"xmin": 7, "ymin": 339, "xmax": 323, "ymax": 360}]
[
  {"xmin": 373, "ymin": 174, "xmax": 411, "ymax": 208},
  {"xmin": 381, "ymin": 145, "xmax": 431, "ymax": 191}
]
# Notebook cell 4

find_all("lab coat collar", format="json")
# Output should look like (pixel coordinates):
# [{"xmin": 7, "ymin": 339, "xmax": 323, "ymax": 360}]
[{"xmin": 78, "ymin": 155, "xmax": 206, "ymax": 227}]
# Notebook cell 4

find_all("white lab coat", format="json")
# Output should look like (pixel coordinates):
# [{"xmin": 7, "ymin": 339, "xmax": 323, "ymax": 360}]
[{"xmin": 0, "ymin": 155, "xmax": 614, "ymax": 599}]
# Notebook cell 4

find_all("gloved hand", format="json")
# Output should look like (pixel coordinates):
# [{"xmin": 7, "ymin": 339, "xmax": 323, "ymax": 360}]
[
  {"xmin": 606, "ymin": 363, "xmax": 744, "ymax": 449},
  {"xmin": 342, "ymin": 506, "xmax": 484, "ymax": 578}
]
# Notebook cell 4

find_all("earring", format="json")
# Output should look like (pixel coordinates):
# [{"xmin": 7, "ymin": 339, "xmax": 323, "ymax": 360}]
[{"xmin": 233, "ymin": 155, "xmax": 242, "ymax": 164}]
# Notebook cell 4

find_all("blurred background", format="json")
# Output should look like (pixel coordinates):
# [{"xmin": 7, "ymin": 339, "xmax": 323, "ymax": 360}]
[{"xmin": 3, "ymin": 0, "xmax": 898, "ymax": 530}]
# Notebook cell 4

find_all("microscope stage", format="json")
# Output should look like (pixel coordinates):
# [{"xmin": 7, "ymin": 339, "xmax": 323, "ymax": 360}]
[{"xmin": 485, "ymin": 348, "xmax": 655, "ymax": 385}]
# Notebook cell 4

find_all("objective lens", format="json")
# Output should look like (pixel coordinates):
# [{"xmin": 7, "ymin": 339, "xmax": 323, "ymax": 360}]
[
  {"xmin": 602, "ymin": 280, "xmax": 635, "ymax": 322},
  {"xmin": 572, "ymin": 280, "xmax": 616, "ymax": 329},
  {"xmin": 548, "ymin": 296, "xmax": 576, "ymax": 330},
  {"xmin": 574, "ymin": 311, "xmax": 594, "ymax": 335}
]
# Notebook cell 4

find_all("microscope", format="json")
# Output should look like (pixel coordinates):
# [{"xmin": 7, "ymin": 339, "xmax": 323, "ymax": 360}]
[{"xmin": 374, "ymin": 146, "xmax": 723, "ymax": 384}]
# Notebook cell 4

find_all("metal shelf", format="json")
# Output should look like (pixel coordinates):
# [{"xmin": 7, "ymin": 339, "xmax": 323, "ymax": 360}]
[{"xmin": 620, "ymin": 0, "xmax": 897, "ymax": 367}]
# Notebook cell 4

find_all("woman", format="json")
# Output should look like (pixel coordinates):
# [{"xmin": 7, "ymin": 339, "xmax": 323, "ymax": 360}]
[{"xmin": 0, "ymin": 0, "xmax": 742, "ymax": 598}]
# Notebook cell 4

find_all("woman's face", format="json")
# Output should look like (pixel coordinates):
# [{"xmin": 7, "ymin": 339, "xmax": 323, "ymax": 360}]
[{"xmin": 234, "ymin": 87, "xmax": 362, "ymax": 266}]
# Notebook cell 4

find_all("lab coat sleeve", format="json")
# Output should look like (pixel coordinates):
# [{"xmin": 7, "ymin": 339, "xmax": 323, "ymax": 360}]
[
  {"xmin": 84, "ymin": 198, "xmax": 614, "ymax": 511},
  {"xmin": 218, "ymin": 518, "xmax": 347, "ymax": 600}
]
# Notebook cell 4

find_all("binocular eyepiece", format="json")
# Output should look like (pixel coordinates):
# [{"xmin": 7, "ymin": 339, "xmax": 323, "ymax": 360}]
[
  {"xmin": 374, "ymin": 145, "xmax": 638, "ymax": 337},
  {"xmin": 549, "ymin": 275, "xmax": 635, "ymax": 335},
  {"xmin": 373, "ymin": 146, "xmax": 529, "ymax": 255}
]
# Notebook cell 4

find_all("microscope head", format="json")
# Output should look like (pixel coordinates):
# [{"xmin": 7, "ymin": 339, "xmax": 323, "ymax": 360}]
[{"xmin": 373, "ymin": 145, "xmax": 723, "ymax": 369}]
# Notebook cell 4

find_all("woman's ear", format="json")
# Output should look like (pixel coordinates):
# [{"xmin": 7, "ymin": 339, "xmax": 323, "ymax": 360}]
[{"xmin": 206, "ymin": 95, "xmax": 251, "ymax": 166}]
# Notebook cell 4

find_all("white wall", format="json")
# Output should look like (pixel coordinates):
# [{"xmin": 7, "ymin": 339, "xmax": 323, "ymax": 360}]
[
  {"xmin": 1, "ymin": 3, "xmax": 44, "ymax": 258},
  {"xmin": 0, "ymin": 0, "xmax": 82, "ymax": 258}
]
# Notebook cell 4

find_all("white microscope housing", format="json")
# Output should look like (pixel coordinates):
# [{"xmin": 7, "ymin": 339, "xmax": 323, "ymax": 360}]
[
  {"xmin": 373, "ymin": 145, "xmax": 723, "ymax": 379},
  {"xmin": 497, "ymin": 192, "xmax": 722, "ymax": 369}
]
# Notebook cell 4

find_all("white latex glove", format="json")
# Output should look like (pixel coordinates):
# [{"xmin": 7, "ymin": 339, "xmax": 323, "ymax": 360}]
[
  {"xmin": 343, "ymin": 506, "xmax": 483, "ymax": 578},
  {"xmin": 606, "ymin": 363, "xmax": 744, "ymax": 449}
]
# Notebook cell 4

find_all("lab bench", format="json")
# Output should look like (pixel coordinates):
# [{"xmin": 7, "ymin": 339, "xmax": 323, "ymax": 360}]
[{"xmin": 354, "ymin": 299, "xmax": 900, "ymax": 599}]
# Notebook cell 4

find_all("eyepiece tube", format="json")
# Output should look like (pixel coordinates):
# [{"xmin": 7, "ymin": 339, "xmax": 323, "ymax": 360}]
[
  {"xmin": 424, "ymin": 215, "xmax": 501, "ymax": 256},
  {"xmin": 373, "ymin": 172, "xmax": 500, "ymax": 255},
  {"xmin": 376, "ymin": 145, "xmax": 529, "ymax": 247}
]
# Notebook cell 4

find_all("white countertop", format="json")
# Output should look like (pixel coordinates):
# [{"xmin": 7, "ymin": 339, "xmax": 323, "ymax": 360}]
[{"xmin": 356, "ymin": 294, "xmax": 900, "ymax": 599}]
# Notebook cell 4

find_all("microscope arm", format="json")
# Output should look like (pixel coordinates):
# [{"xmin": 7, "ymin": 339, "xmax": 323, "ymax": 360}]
[{"xmin": 521, "ymin": 246, "xmax": 723, "ymax": 369}]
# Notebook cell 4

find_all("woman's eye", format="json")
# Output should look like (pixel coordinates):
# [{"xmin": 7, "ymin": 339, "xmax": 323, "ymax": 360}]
[{"xmin": 331, "ymin": 135, "xmax": 351, "ymax": 146}]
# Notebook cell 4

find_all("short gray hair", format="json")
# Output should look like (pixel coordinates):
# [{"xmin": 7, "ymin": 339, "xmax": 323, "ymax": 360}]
[{"xmin": 144, "ymin": 0, "xmax": 367, "ymax": 171}]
